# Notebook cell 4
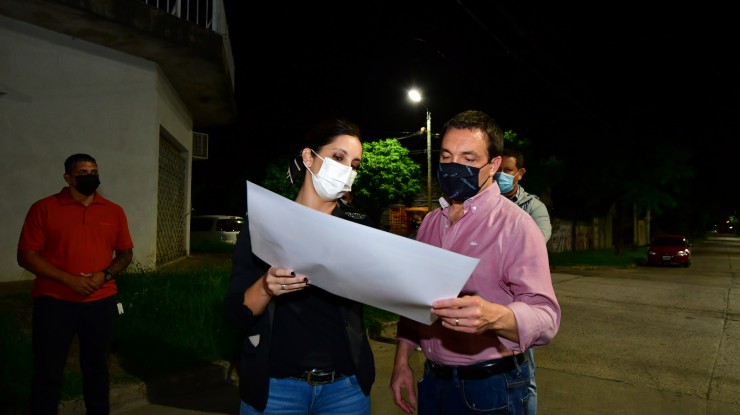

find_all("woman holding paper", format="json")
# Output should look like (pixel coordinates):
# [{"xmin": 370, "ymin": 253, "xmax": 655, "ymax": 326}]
[{"xmin": 224, "ymin": 117, "xmax": 376, "ymax": 415}]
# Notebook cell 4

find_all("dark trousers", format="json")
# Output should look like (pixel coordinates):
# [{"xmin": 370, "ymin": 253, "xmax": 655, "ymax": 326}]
[
  {"xmin": 30, "ymin": 296, "xmax": 117, "ymax": 415},
  {"xmin": 418, "ymin": 358, "xmax": 532, "ymax": 415}
]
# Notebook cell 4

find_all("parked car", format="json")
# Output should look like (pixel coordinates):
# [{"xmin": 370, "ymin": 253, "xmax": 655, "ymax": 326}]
[
  {"xmin": 646, "ymin": 234, "xmax": 691, "ymax": 267},
  {"xmin": 190, "ymin": 215, "xmax": 245, "ymax": 245}
]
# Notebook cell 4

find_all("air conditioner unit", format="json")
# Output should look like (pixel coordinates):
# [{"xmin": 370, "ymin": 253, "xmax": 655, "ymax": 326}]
[{"xmin": 193, "ymin": 132, "xmax": 208, "ymax": 160}]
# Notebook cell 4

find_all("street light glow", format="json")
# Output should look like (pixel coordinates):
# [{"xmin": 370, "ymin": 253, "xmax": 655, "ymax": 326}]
[
  {"xmin": 408, "ymin": 89, "xmax": 422, "ymax": 103},
  {"xmin": 407, "ymin": 88, "xmax": 432, "ymax": 212}
]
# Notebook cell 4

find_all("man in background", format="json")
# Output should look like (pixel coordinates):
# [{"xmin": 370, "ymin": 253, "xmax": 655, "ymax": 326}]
[
  {"xmin": 18, "ymin": 153, "xmax": 133, "ymax": 415},
  {"xmin": 495, "ymin": 147, "xmax": 552, "ymax": 414},
  {"xmin": 495, "ymin": 148, "xmax": 551, "ymax": 241}
]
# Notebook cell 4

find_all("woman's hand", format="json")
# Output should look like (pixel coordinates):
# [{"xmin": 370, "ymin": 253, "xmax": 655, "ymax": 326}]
[{"xmin": 262, "ymin": 266, "xmax": 310, "ymax": 296}]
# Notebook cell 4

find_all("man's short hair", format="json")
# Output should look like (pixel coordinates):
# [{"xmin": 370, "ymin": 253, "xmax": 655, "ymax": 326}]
[
  {"xmin": 441, "ymin": 110, "xmax": 504, "ymax": 159},
  {"xmin": 64, "ymin": 153, "xmax": 97, "ymax": 174},
  {"xmin": 501, "ymin": 148, "xmax": 524, "ymax": 169}
]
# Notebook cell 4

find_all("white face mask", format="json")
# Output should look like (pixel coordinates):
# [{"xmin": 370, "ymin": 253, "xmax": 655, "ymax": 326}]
[{"xmin": 304, "ymin": 150, "xmax": 357, "ymax": 201}]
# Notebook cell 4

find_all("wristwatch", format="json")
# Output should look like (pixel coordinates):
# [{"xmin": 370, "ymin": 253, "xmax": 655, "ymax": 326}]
[{"xmin": 103, "ymin": 270, "xmax": 114, "ymax": 282}]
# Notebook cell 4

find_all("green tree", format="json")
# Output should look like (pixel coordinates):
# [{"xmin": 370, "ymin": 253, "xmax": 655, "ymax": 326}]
[
  {"xmin": 261, "ymin": 154, "xmax": 300, "ymax": 200},
  {"xmin": 352, "ymin": 139, "xmax": 422, "ymax": 225},
  {"xmin": 503, "ymin": 129, "xmax": 531, "ymax": 150}
]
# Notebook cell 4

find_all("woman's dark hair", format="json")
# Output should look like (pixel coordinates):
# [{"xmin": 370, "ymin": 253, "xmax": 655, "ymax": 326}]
[
  {"xmin": 287, "ymin": 117, "xmax": 362, "ymax": 185},
  {"xmin": 440, "ymin": 110, "xmax": 504, "ymax": 160}
]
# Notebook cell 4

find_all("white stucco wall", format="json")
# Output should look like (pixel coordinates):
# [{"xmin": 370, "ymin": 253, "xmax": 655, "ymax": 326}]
[
  {"xmin": 159, "ymin": 65, "xmax": 195, "ymax": 250},
  {"xmin": 0, "ymin": 15, "xmax": 193, "ymax": 283}
]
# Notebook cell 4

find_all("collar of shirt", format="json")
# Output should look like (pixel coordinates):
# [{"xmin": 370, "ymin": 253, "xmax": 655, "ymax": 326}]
[
  {"xmin": 57, "ymin": 187, "xmax": 106, "ymax": 206},
  {"xmin": 508, "ymin": 185, "xmax": 526, "ymax": 203}
]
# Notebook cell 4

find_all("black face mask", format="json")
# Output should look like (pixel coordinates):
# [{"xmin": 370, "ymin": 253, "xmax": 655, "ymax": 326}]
[
  {"xmin": 74, "ymin": 174, "xmax": 100, "ymax": 196},
  {"xmin": 437, "ymin": 162, "xmax": 488, "ymax": 201}
]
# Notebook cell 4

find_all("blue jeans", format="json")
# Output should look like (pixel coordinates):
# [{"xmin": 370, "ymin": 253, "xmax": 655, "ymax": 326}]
[
  {"xmin": 240, "ymin": 375, "xmax": 369, "ymax": 415},
  {"xmin": 525, "ymin": 349, "xmax": 537, "ymax": 415},
  {"xmin": 30, "ymin": 296, "xmax": 117, "ymax": 415},
  {"xmin": 418, "ymin": 358, "xmax": 532, "ymax": 415}
]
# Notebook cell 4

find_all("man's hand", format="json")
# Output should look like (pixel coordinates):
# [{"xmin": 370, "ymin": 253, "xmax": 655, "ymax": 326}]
[
  {"xmin": 390, "ymin": 341, "xmax": 417, "ymax": 414},
  {"xmin": 70, "ymin": 273, "xmax": 99, "ymax": 296},
  {"xmin": 432, "ymin": 295, "xmax": 519, "ymax": 341},
  {"xmin": 17, "ymin": 250, "xmax": 100, "ymax": 297},
  {"xmin": 390, "ymin": 364, "xmax": 417, "ymax": 413}
]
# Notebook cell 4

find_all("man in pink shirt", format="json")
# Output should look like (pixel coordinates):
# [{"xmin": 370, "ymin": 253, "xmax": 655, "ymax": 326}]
[{"xmin": 390, "ymin": 110, "xmax": 561, "ymax": 415}]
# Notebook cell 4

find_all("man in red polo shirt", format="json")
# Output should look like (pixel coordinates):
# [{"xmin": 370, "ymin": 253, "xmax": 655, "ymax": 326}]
[{"xmin": 18, "ymin": 153, "xmax": 134, "ymax": 415}]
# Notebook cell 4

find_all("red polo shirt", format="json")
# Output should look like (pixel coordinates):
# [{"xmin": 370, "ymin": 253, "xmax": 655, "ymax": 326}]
[{"xmin": 18, "ymin": 187, "xmax": 134, "ymax": 302}]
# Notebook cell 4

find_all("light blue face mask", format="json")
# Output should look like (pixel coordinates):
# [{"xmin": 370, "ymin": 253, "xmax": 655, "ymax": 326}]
[{"xmin": 494, "ymin": 171, "xmax": 516, "ymax": 193}]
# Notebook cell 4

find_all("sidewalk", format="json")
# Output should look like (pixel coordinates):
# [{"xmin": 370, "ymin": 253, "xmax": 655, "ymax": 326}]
[{"xmin": 56, "ymin": 336, "xmax": 424, "ymax": 415}]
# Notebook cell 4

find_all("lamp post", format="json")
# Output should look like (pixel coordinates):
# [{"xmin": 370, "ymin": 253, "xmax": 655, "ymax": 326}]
[{"xmin": 408, "ymin": 89, "xmax": 432, "ymax": 211}]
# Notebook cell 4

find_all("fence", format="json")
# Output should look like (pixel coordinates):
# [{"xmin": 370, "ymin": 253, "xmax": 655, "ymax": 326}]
[{"xmin": 547, "ymin": 217, "xmax": 610, "ymax": 253}]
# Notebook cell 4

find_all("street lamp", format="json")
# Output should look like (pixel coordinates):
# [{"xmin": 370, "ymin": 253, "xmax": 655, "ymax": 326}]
[{"xmin": 408, "ymin": 89, "xmax": 432, "ymax": 211}]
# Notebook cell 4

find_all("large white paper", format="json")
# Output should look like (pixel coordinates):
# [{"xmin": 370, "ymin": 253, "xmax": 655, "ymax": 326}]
[{"xmin": 246, "ymin": 181, "xmax": 479, "ymax": 325}]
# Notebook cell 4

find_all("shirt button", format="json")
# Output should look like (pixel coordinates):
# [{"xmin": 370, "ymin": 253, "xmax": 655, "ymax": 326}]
[{"xmin": 472, "ymin": 206, "xmax": 477, "ymax": 211}]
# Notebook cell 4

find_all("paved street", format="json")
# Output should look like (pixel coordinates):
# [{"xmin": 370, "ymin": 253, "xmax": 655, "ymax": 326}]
[
  {"xmin": 58, "ymin": 235, "xmax": 740, "ymax": 415},
  {"xmin": 536, "ymin": 235, "xmax": 740, "ymax": 414}
]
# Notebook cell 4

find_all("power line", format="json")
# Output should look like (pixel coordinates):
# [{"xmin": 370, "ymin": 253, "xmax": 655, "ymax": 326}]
[{"xmin": 395, "ymin": 131, "xmax": 424, "ymax": 140}]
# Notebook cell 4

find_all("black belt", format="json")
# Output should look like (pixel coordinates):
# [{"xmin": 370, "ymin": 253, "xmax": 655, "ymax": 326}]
[
  {"xmin": 288, "ymin": 368, "xmax": 346, "ymax": 386},
  {"xmin": 426, "ymin": 354, "xmax": 526, "ymax": 380}
]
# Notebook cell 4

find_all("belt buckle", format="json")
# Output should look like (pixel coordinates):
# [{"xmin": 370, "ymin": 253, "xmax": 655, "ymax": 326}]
[
  {"xmin": 306, "ymin": 368, "xmax": 332, "ymax": 385},
  {"xmin": 427, "ymin": 361, "xmax": 452, "ymax": 379}
]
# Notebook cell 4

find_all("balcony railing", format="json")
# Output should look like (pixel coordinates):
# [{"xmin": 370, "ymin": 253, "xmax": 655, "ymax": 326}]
[
  {"xmin": 140, "ymin": 0, "xmax": 228, "ymax": 35},
  {"xmin": 141, "ymin": 0, "xmax": 234, "ymax": 89}
]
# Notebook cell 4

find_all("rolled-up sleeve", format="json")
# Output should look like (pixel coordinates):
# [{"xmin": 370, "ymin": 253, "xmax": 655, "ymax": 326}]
[{"xmin": 499, "ymin": 216, "xmax": 560, "ymax": 352}]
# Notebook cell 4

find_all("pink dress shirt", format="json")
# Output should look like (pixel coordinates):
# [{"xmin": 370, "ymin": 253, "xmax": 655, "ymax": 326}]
[{"xmin": 396, "ymin": 183, "xmax": 561, "ymax": 366}]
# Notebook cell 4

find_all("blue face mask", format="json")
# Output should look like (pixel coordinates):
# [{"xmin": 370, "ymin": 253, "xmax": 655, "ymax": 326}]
[
  {"xmin": 494, "ymin": 171, "xmax": 516, "ymax": 193},
  {"xmin": 437, "ymin": 162, "xmax": 489, "ymax": 201}
]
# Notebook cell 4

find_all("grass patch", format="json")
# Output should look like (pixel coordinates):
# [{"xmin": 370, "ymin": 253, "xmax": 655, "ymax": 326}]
[
  {"xmin": 189, "ymin": 239, "xmax": 239, "ymax": 254},
  {"xmin": 113, "ymin": 264, "xmax": 242, "ymax": 380},
  {"xmin": 364, "ymin": 305, "xmax": 399, "ymax": 339},
  {"xmin": 549, "ymin": 246, "xmax": 645, "ymax": 267}
]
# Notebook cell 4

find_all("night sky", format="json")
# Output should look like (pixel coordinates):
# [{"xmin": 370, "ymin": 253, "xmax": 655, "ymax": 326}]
[{"xmin": 197, "ymin": 2, "xmax": 739, "ymax": 228}]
